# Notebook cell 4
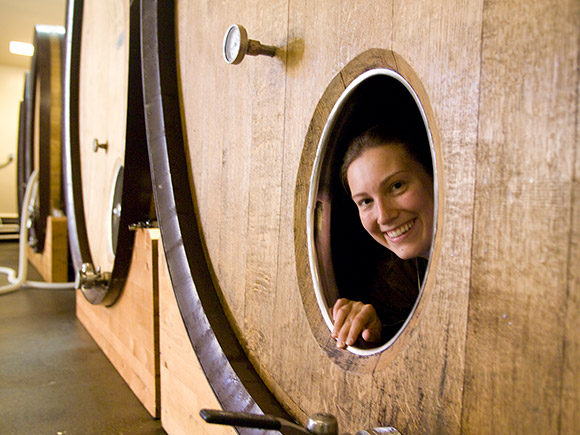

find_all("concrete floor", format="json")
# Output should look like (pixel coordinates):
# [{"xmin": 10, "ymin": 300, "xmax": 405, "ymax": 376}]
[{"xmin": 0, "ymin": 240, "xmax": 165, "ymax": 435}]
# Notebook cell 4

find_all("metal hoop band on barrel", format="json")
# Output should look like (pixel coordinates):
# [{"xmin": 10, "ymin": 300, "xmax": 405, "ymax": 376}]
[
  {"xmin": 140, "ymin": 1, "xmax": 293, "ymax": 432},
  {"xmin": 28, "ymin": 27, "xmax": 64, "ymax": 254}
]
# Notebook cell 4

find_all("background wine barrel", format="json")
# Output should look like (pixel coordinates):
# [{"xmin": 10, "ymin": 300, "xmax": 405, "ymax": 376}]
[
  {"xmin": 145, "ymin": 0, "xmax": 579, "ymax": 433},
  {"xmin": 63, "ymin": 0, "xmax": 152, "ymax": 305},
  {"xmin": 17, "ymin": 72, "xmax": 32, "ymax": 219},
  {"xmin": 26, "ymin": 26, "xmax": 64, "ymax": 253}
]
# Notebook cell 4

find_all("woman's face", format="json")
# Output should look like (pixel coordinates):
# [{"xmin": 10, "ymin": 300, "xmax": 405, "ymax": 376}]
[{"xmin": 347, "ymin": 143, "xmax": 434, "ymax": 259}]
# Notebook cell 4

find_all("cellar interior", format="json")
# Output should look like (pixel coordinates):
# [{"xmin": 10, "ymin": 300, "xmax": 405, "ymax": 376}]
[{"xmin": 0, "ymin": 0, "xmax": 578, "ymax": 434}]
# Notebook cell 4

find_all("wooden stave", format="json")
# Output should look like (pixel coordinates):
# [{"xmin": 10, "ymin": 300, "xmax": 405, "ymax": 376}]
[
  {"xmin": 28, "ymin": 27, "xmax": 64, "ymax": 254},
  {"xmin": 150, "ymin": 1, "xmax": 578, "ymax": 434},
  {"xmin": 140, "ymin": 1, "xmax": 293, "ymax": 433},
  {"xmin": 62, "ymin": 0, "xmax": 152, "ymax": 306},
  {"xmin": 462, "ymin": 1, "xmax": 579, "ymax": 432}
]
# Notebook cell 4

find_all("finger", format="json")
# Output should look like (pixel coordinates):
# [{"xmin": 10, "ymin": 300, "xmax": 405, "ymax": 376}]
[
  {"xmin": 337, "ymin": 305, "xmax": 364, "ymax": 346},
  {"xmin": 345, "ymin": 312, "xmax": 368, "ymax": 346},
  {"xmin": 332, "ymin": 299, "xmax": 354, "ymax": 337},
  {"xmin": 336, "ymin": 314, "xmax": 354, "ymax": 345},
  {"xmin": 331, "ymin": 298, "xmax": 349, "ymax": 321},
  {"xmin": 361, "ymin": 327, "xmax": 381, "ymax": 343},
  {"xmin": 332, "ymin": 305, "xmax": 349, "ymax": 338}
]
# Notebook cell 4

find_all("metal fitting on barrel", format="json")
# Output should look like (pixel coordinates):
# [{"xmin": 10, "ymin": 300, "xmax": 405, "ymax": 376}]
[{"xmin": 75, "ymin": 263, "xmax": 111, "ymax": 292}]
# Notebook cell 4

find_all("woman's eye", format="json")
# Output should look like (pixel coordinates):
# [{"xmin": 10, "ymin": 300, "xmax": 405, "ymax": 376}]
[
  {"xmin": 391, "ymin": 181, "xmax": 405, "ymax": 192},
  {"xmin": 357, "ymin": 198, "xmax": 372, "ymax": 208}
]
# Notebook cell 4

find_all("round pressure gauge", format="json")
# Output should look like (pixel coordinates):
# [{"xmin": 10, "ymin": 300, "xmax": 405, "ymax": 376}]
[
  {"xmin": 223, "ymin": 24, "xmax": 248, "ymax": 64},
  {"xmin": 222, "ymin": 24, "xmax": 276, "ymax": 65}
]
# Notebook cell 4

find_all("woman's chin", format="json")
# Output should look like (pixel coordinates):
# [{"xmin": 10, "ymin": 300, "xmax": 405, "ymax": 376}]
[{"xmin": 391, "ymin": 243, "xmax": 430, "ymax": 260}]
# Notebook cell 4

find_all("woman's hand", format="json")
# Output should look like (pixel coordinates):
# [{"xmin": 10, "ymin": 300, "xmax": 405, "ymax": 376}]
[{"xmin": 331, "ymin": 298, "xmax": 382, "ymax": 349}]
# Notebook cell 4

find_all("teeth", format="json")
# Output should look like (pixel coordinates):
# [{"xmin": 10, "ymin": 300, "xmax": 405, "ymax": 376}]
[{"xmin": 387, "ymin": 220, "xmax": 414, "ymax": 238}]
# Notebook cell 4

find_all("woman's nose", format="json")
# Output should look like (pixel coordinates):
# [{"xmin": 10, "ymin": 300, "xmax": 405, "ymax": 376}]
[{"xmin": 376, "ymin": 198, "xmax": 397, "ymax": 224}]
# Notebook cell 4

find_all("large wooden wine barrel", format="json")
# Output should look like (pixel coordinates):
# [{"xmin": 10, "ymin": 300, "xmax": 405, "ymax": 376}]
[
  {"xmin": 24, "ymin": 26, "xmax": 65, "ymax": 253},
  {"xmin": 143, "ymin": 0, "xmax": 579, "ymax": 433},
  {"xmin": 63, "ymin": 0, "xmax": 152, "ymax": 305}
]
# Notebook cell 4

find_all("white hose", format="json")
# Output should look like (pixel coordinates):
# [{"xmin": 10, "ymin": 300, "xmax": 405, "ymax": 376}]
[{"xmin": 0, "ymin": 170, "xmax": 76, "ymax": 295}]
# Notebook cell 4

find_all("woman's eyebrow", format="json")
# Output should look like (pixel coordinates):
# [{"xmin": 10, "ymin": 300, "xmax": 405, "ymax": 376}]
[
  {"xmin": 350, "ymin": 170, "xmax": 407, "ymax": 200},
  {"xmin": 377, "ymin": 170, "xmax": 407, "ymax": 192},
  {"xmin": 351, "ymin": 191, "xmax": 369, "ymax": 200}
]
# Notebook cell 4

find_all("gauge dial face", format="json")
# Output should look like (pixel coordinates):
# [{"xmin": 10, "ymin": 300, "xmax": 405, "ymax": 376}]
[{"xmin": 223, "ymin": 25, "xmax": 242, "ymax": 63}]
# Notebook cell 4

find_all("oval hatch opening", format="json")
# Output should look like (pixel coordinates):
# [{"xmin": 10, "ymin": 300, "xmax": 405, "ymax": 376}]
[{"xmin": 307, "ymin": 69, "xmax": 437, "ymax": 356}]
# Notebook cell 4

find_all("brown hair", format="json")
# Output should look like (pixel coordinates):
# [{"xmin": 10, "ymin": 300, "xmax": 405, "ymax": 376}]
[{"xmin": 340, "ymin": 125, "xmax": 433, "ymax": 195}]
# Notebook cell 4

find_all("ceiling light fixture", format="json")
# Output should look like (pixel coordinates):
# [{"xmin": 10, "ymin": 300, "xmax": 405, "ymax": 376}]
[
  {"xmin": 35, "ymin": 25, "xmax": 65, "ymax": 35},
  {"xmin": 9, "ymin": 41, "xmax": 34, "ymax": 57}
]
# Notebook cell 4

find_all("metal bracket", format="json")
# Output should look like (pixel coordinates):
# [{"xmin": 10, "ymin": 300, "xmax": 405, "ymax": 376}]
[
  {"xmin": 92, "ymin": 138, "xmax": 108, "ymax": 153},
  {"xmin": 75, "ymin": 263, "xmax": 111, "ymax": 292}
]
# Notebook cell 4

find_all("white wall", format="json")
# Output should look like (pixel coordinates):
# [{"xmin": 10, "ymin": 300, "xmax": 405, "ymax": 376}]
[{"xmin": 0, "ymin": 64, "xmax": 27, "ymax": 217}]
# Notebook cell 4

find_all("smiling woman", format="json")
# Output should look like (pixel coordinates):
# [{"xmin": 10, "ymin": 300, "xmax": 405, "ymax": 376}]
[
  {"xmin": 343, "ymin": 126, "xmax": 434, "ymax": 260},
  {"xmin": 299, "ymin": 55, "xmax": 439, "ymax": 360},
  {"xmin": 332, "ymin": 125, "xmax": 434, "ymax": 349}
]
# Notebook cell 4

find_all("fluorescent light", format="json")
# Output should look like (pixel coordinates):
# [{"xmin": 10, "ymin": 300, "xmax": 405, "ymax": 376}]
[
  {"xmin": 9, "ymin": 41, "xmax": 34, "ymax": 57},
  {"xmin": 35, "ymin": 25, "xmax": 65, "ymax": 35}
]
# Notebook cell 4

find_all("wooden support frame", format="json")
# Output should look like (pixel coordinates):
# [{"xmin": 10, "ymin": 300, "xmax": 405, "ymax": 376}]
[
  {"xmin": 158, "ymin": 247, "xmax": 234, "ymax": 435},
  {"xmin": 76, "ymin": 228, "xmax": 160, "ymax": 417},
  {"xmin": 27, "ymin": 215, "xmax": 68, "ymax": 283}
]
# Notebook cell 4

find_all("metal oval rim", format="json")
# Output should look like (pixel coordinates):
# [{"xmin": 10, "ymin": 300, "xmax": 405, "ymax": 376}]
[{"xmin": 306, "ymin": 66, "xmax": 439, "ymax": 356}]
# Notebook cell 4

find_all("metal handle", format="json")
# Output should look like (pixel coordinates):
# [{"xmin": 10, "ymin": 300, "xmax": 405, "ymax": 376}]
[
  {"xmin": 200, "ymin": 409, "xmax": 311, "ymax": 434},
  {"xmin": 200, "ymin": 409, "xmax": 282, "ymax": 431},
  {"xmin": 200, "ymin": 409, "xmax": 400, "ymax": 435}
]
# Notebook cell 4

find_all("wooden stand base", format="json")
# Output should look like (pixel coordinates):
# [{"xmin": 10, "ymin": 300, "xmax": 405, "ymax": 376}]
[
  {"xmin": 76, "ymin": 227, "xmax": 237, "ymax": 430},
  {"xmin": 158, "ymin": 249, "xmax": 234, "ymax": 435},
  {"xmin": 76, "ymin": 228, "xmax": 161, "ymax": 418},
  {"xmin": 27, "ymin": 216, "xmax": 68, "ymax": 282}
]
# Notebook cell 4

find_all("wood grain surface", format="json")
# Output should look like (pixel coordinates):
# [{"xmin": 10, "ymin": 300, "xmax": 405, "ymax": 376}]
[
  {"xmin": 78, "ymin": 0, "xmax": 129, "ymax": 271},
  {"xmin": 463, "ymin": 1, "xmax": 580, "ymax": 433},
  {"xmin": 76, "ymin": 228, "xmax": 160, "ymax": 417},
  {"xmin": 27, "ymin": 216, "xmax": 68, "ymax": 283},
  {"xmin": 158, "ymin": 247, "xmax": 235, "ymax": 435},
  {"xmin": 170, "ymin": 0, "xmax": 579, "ymax": 433}
]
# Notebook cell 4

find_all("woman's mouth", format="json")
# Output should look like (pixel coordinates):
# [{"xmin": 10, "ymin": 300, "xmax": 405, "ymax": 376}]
[{"xmin": 385, "ymin": 219, "xmax": 415, "ymax": 239}]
